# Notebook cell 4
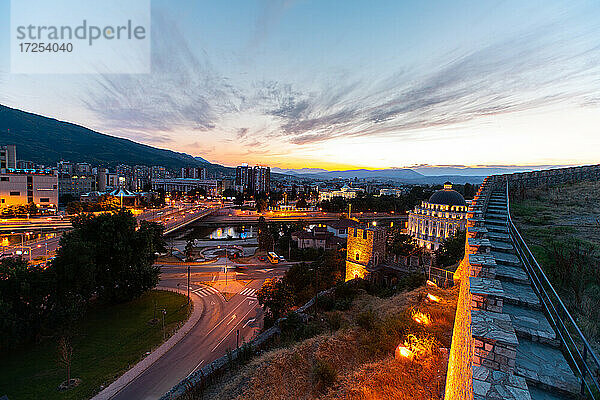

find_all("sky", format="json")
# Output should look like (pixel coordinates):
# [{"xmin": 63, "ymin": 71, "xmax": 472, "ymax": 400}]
[{"xmin": 1, "ymin": 0, "xmax": 600, "ymax": 170}]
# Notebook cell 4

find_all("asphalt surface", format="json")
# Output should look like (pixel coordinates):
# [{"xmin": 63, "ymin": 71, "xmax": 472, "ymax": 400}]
[{"xmin": 110, "ymin": 260, "xmax": 285, "ymax": 400}]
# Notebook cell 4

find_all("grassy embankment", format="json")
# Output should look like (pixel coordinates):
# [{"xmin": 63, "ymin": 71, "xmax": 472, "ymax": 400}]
[
  {"xmin": 0, "ymin": 289, "xmax": 191, "ymax": 400},
  {"xmin": 511, "ymin": 180, "xmax": 600, "ymax": 349},
  {"xmin": 184, "ymin": 282, "xmax": 458, "ymax": 400}
]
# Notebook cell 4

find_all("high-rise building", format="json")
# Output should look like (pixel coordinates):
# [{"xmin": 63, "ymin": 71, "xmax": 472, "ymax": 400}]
[
  {"xmin": 235, "ymin": 164, "xmax": 270, "ymax": 194},
  {"xmin": 181, "ymin": 167, "xmax": 207, "ymax": 180},
  {"xmin": 57, "ymin": 161, "xmax": 73, "ymax": 174},
  {"xmin": 75, "ymin": 162, "xmax": 92, "ymax": 174},
  {"xmin": 252, "ymin": 166, "xmax": 270, "ymax": 194},
  {"xmin": 235, "ymin": 163, "xmax": 251, "ymax": 193},
  {"xmin": 151, "ymin": 166, "xmax": 167, "ymax": 180},
  {"xmin": 133, "ymin": 165, "xmax": 151, "ymax": 191},
  {"xmin": 0, "ymin": 145, "xmax": 17, "ymax": 169}
]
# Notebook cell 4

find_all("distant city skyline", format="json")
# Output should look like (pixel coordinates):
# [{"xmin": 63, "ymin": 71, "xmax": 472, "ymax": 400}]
[{"xmin": 1, "ymin": 0, "xmax": 600, "ymax": 169}]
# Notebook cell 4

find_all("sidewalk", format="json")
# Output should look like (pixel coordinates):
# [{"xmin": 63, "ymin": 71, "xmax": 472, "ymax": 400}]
[{"xmin": 90, "ymin": 287, "xmax": 204, "ymax": 400}]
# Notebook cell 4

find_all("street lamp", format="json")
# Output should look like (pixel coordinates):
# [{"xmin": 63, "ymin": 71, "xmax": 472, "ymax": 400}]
[
  {"xmin": 187, "ymin": 264, "xmax": 191, "ymax": 305},
  {"xmin": 37, "ymin": 242, "xmax": 48, "ymax": 260},
  {"xmin": 161, "ymin": 309, "xmax": 167, "ymax": 340}
]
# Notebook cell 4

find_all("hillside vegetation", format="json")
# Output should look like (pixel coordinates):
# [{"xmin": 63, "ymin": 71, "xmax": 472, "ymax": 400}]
[
  {"xmin": 186, "ymin": 283, "xmax": 458, "ymax": 400},
  {"xmin": 511, "ymin": 180, "xmax": 600, "ymax": 347},
  {"xmin": 0, "ymin": 104, "xmax": 222, "ymax": 170}
]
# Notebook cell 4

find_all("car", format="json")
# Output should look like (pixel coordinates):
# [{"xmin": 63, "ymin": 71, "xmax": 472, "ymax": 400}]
[
  {"xmin": 257, "ymin": 255, "xmax": 266, "ymax": 262},
  {"xmin": 278, "ymin": 255, "xmax": 286, "ymax": 262}
]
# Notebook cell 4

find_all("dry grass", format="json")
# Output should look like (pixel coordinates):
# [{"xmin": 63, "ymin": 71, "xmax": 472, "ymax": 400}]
[{"xmin": 200, "ymin": 284, "xmax": 457, "ymax": 400}]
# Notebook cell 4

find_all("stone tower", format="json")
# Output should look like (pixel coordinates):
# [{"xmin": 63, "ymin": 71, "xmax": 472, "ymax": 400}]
[{"xmin": 345, "ymin": 225, "xmax": 386, "ymax": 281}]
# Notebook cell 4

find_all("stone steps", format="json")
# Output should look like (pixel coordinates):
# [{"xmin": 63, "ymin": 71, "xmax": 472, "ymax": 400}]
[
  {"xmin": 496, "ymin": 263, "xmax": 530, "ymax": 285},
  {"xmin": 503, "ymin": 304, "xmax": 560, "ymax": 347},
  {"xmin": 515, "ymin": 339, "xmax": 580, "ymax": 397},
  {"xmin": 487, "ymin": 231, "xmax": 511, "ymax": 242},
  {"xmin": 491, "ymin": 251, "xmax": 521, "ymax": 267},
  {"xmin": 490, "ymin": 240, "xmax": 515, "ymax": 253},
  {"xmin": 467, "ymin": 186, "xmax": 581, "ymax": 400},
  {"xmin": 486, "ymin": 224, "xmax": 510, "ymax": 233},
  {"xmin": 528, "ymin": 386, "xmax": 576, "ymax": 400},
  {"xmin": 485, "ymin": 218, "xmax": 508, "ymax": 226},
  {"xmin": 499, "ymin": 281, "xmax": 541, "ymax": 311},
  {"xmin": 473, "ymin": 365, "xmax": 532, "ymax": 400},
  {"xmin": 486, "ymin": 212, "xmax": 508, "ymax": 220}
]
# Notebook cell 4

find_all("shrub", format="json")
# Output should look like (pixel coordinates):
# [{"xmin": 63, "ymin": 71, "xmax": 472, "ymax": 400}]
[
  {"xmin": 357, "ymin": 309, "xmax": 378, "ymax": 332},
  {"xmin": 312, "ymin": 359, "xmax": 337, "ymax": 391}
]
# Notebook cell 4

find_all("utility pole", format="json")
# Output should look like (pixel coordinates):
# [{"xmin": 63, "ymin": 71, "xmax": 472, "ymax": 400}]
[
  {"xmin": 187, "ymin": 264, "xmax": 190, "ymax": 305},
  {"xmin": 162, "ymin": 309, "xmax": 166, "ymax": 340}
]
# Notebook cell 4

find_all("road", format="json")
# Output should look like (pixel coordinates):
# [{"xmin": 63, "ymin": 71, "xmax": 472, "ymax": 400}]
[
  {"xmin": 0, "ymin": 203, "xmax": 219, "ymax": 260},
  {"xmin": 110, "ymin": 258, "xmax": 286, "ymax": 400}
]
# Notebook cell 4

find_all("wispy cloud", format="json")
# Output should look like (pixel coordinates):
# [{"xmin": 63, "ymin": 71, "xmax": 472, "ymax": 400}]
[
  {"xmin": 83, "ymin": 13, "xmax": 243, "ymax": 143},
  {"xmin": 82, "ymin": 12, "xmax": 600, "ymax": 154},
  {"xmin": 261, "ymin": 24, "xmax": 600, "ymax": 145}
]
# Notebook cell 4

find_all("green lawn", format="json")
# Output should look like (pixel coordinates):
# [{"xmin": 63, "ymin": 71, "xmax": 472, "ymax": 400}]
[{"xmin": 0, "ymin": 289, "xmax": 191, "ymax": 400}]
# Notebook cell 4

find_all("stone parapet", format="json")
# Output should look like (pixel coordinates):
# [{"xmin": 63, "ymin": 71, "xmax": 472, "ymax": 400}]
[
  {"xmin": 472, "ymin": 310, "xmax": 518, "ymax": 373},
  {"xmin": 470, "ymin": 277, "xmax": 504, "ymax": 313}
]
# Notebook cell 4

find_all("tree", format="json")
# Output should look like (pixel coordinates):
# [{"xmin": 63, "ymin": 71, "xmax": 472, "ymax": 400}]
[
  {"xmin": 58, "ymin": 336, "xmax": 74, "ymax": 386},
  {"xmin": 256, "ymin": 278, "xmax": 294, "ymax": 321},
  {"xmin": 66, "ymin": 201, "xmax": 85, "ymax": 215},
  {"xmin": 185, "ymin": 239, "xmax": 195, "ymax": 262},
  {"xmin": 26, "ymin": 201, "xmax": 38, "ymax": 216},
  {"xmin": 222, "ymin": 188, "xmax": 237, "ymax": 198},
  {"xmin": 97, "ymin": 194, "xmax": 121, "ymax": 210},
  {"xmin": 434, "ymin": 230, "xmax": 466, "ymax": 268},
  {"xmin": 388, "ymin": 228, "xmax": 419, "ymax": 258},
  {"xmin": 256, "ymin": 198, "xmax": 268, "ymax": 213},
  {"xmin": 53, "ymin": 210, "xmax": 165, "ymax": 304},
  {"xmin": 464, "ymin": 183, "xmax": 475, "ymax": 199},
  {"xmin": 257, "ymin": 216, "xmax": 274, "ymax": 251},
  {"xmin": 296, "ymin": 198, "xmax": 308, "ymax": 209},
  {"xmin": 0, "ymin": 256, "xmax": 54, "ymax": 348}
]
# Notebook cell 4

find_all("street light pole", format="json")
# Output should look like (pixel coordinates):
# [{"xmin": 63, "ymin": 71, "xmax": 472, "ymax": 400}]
[
  {"xmin": 187, "ymin": 264, "xmax": 190, "ymax": 305},
  {"xmin": 225, "ymin": 245, "xmax": 228, "ymax": 286},
  {"xmin": 162, "ymin": 309, "xmax": 166, "ymax": 340}
]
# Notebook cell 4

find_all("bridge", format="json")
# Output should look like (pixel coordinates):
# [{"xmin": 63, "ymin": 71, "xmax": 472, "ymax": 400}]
[
  {"xmin": 0, "ymin": 205, "xmax": 220, "ymax": 259},
  {"xmin": 198, "ymin": 209, "xmax": 407, "ymax": 227},
  {"xmin": 445, "ymin": 164, "xmax": 600, "ymax": 400}
]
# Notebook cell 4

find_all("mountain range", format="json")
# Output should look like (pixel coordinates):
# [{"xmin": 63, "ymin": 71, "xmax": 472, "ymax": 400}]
[
  {"xmin": 0, "ymin": 104, "xmax": 559, "ymax": 185},
  {"xmin": 0, "ymin": 104, "xmax": 227, "ymax": 172}
]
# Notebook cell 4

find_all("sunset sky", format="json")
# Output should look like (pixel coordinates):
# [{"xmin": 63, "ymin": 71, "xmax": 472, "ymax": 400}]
[{"xmin": 1, "ymin": 0, "xmax": 599, "ymax": 169}]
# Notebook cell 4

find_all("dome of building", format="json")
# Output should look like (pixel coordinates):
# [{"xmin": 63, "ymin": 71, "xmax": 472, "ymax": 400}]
[{"xmin": 428, "ymin": 183, "xmax": 466, "ymax": 207}]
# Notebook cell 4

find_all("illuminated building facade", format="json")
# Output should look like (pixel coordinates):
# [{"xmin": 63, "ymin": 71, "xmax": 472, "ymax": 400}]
[
  {"xmin": 318, "ymin": 184, "xmax": 363, "ymax": 201},
  {"xmin": 0, "ymin": 168, "xmax": 58, "ymax": 210},
  {"xmin": 407, "ymin": 182, "xmax": 468, "ymax": 250},
  {"xmin": 345, "ymin": 225, "xmax": 387, "ymax": 281}
]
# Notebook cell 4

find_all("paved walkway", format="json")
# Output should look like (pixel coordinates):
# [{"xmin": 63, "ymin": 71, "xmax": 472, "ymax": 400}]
[{"xmin": 90, "ymin": 287, "xmax": 204, "ymax": 400}]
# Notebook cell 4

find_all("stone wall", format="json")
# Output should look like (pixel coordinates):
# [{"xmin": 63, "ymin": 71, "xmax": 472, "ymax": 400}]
[
  {"xmin": 490, "ymin": 164, "xmax": 600, "ymax": 190},
  {"xmin": 445, "ymin": 164, "xmax": 600, "ymax": 400},
  {"xmin": 344, "ymin": 226, "xmax": 386, "ymax": 281}
]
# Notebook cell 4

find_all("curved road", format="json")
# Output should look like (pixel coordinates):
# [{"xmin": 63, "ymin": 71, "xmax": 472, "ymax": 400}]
[{"xmin": 110, "ymin": 261, "xmax": 283, "ymax": 400}]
